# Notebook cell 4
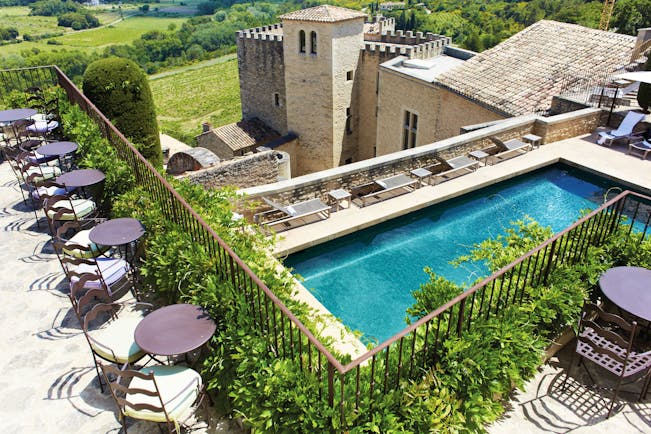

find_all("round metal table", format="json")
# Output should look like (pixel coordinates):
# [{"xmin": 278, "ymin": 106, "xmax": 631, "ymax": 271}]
[
  {"xmin": 56, "ymin": 168, "xmax": 105, "ymax": 188},
  {"xmin": 599, "ymin": 266, "xmax": 651, "ymax": 322},
  {"xmin": 134, "ymin": 304, "xmax": 216, "ymax": 356},
  {"xmin": 0, "ymin": 108, "xmax": 37, "ymax": 123},
  {"xmin": 37, "ymin": 141, "xmax": 78, "ymax": 157},
  {"xmin": 89, "ymin": 218, "xmax": 145, "ymax": 246}
]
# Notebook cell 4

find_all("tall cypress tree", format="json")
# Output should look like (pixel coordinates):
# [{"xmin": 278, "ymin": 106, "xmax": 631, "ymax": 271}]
[{"xmin": 82, "ymin": 57, "xmax": 162, "ymax": 167}]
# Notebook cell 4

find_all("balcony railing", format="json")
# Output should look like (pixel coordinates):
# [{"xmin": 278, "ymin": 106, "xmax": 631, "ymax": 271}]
[{"xmin": 2, "ymin": 65, "xmax": 650, "ymax": 429}]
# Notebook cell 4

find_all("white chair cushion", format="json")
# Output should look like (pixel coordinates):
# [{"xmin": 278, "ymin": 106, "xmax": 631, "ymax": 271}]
[
  {"xmin": 31, "ymin": 184, "xmax": 67, "ymax": 201},
  {"xmin": 24, "ymin": 165, "xmax": 61, "ymax": 182},
  {"xmin": 69, "ymin": 257, "xmax": 129, "ymax": 291},
  {"xmin": 46, "ymin": 198, "xmax": 96, "ymax": 220},
  {"xmin": 26, "ymin": 120, "xmax": 58, "ymax": 134},
  {"xmin": 89, "ymin": 316, "xmax": 145, "ymax": 364},
  {"xmin": 30, "ymin": 113, "xmax": 48, "ymax": 122},
  {"xmin": 27, "ymin": 150, "xmax": 56, "ymax": 164},
  {"xmin": 62, "ymin": 229, "xmax": 108, "ymax": 258},
  {"xmin": 124, "ymin": 365, "xmax": 202, "ymax": 424}
]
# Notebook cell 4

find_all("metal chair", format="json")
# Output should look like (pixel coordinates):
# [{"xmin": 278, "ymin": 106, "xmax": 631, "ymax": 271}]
[
  {"xmin": 43, "ymin": 193, "xmax": 98, "ymax": 234},
  {"xmin": 72, "ymin": 284, "xmax": 150, "ymax": 393},
  {"xmin": 52, "ymin": 227, "xmax": 136, "ymax": 301},
  {"xmin": 562, "ymin": 302, "xmax": 651, "ymax": 418},
  {"xmin": 100, "ymin": 362, "xmax": 205, "ymax": 433}
]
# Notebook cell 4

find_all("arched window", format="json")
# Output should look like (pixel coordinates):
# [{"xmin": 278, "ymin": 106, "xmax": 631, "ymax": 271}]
[
  {"xmin": 310, "ymin": 31, "xmax": 317, "ymax": 54},
  {"xmin": 299, "ymin": 30, "xmax": 306, "ymax": 53}
]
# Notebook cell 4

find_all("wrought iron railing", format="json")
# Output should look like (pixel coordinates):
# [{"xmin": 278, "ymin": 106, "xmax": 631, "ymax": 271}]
[{"xmin": 2, "ymin": 65, "xmax": 650, "ymax": 429}]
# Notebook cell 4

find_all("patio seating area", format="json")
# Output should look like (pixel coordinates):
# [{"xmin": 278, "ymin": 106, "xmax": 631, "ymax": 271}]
[{"xmin": 0, "ymin": 109, "xmax": 241, "ymax": 433}]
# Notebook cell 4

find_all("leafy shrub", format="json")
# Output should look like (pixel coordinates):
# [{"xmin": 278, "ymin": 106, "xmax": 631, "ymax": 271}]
[
  {"xmin": 29, "ymin": 0, "xmax": 81, "ymax": 16},
  {"xmin": 57, "ymin": 12, "xmax": 99, "ymax": 30},
  {"xmin": 59, "ymin": 100, "xmax": 135, "ymax": 207},
  {"xmin": 197, "ymin": 1, "xmax": 217, "ymax": 15},
  {"xmin": 82, "ymin": 57, "xmax": 162, "ymax": 167},
  {"xmin": 0, "ymin": 26, "xmax": 18, "ymax": 40}
]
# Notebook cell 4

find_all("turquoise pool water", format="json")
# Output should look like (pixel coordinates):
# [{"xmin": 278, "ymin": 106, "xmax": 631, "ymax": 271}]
[{"xmin": 284, "ymin": 165, "xmax": 628, "ymax": 344}]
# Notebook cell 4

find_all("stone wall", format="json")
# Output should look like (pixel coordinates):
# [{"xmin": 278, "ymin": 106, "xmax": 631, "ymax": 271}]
[
  {"xmin": 237, "ymin": 30, "xmax": 287, "ymax": 134},
  {"xmin": 549, "ymin": 95, "xmax": 590, "ymax": 115},
  {"xmin": 376, "ymin": 67, "xmax": 440, "ymax": 155},
  {"xmin": 435, "ymin": 87, "xmax": 506, "ymax": 139},
  {"xmin": 240, "ymin": 108, "xmax": 603, "ymax": 212},
  {"xmin": 179, "ymin": 151, "xmax": 282, "ymax": 189}
]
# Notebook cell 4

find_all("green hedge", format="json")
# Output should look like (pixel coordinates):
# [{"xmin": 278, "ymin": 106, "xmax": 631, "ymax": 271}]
[{"xmin": 39, "ymin": 90, "xmax": 651, "ymax": 431}]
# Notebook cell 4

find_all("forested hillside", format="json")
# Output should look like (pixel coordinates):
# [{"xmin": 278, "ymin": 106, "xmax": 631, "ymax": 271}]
[
  {"xmin": 1, "ymin": 0, "xmax": 649, "ymax": 79},
  {"xmin": 362, "ymin": 0, "xmax": 650, "ymax": 51}
]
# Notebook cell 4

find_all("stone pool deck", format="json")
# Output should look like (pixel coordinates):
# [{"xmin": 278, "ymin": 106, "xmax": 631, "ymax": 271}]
[
  {"xmin": 0, "ymin": 160, "xmax": 241, "ymax": 433},
  {"xmin": 275, "ymin": 132, "xmax": 651, "ymax": 256},
  {"xmin": 272, "ymin": 132, "xmax": 651, "ymax": 432}
]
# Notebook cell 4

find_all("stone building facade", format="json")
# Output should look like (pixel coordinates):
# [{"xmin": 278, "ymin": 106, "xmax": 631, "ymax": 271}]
[
  {"xmin": 233, "ymin": 5, "xmax": 638, "ymax": 177},
  {"xmin": 235, "ymin": 5, "xmax": 452, "ymax": 175}
]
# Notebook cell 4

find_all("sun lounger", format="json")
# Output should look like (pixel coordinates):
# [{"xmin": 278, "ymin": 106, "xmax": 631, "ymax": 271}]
[
  {"xmin": 430, "ymin": 156, "xmax": 479, "ymax": 184},
  {"xmin": 351, "ymin": 173, "xmax": 417, "ymax": 207},
  {"xmin": 488, "ymin": 137, "xmax": 531, "ymax": 163},
  {"xmin": 254, "ymin": 196, "xmax": 330, "ymax": 231},
  {"xmin": 628, "ymin": 138, "xmax": 651, "ymax": 160},
  {"xmin": 597, "ymin": 111, "xmax": 646, "ymax": 146}
]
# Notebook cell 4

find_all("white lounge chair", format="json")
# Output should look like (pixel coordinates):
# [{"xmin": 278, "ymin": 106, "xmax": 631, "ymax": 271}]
[
  {"xmin": 254, "ymin": 196, "xmax": 330, "ymax": 231},
  {"xmin": 597, "ymin": 111, "xmax": 646, "ymax": 146},
  {"xmin": 351, "ymin": 173, "xmax": 418, "ymax": 207}
]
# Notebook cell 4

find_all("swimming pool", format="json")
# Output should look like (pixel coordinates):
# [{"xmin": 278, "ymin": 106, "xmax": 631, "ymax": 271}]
[{"xmin": 284, "ymin": 165, "xmax": 627, "ymax": 344}]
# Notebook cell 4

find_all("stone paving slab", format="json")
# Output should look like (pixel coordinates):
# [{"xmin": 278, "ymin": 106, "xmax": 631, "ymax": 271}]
[{"xmin": 0, "ymin": 161, "xmax": 242, "ymax": 433}]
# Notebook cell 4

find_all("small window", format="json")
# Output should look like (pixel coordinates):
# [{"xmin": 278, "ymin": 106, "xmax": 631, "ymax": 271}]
[
  {"xmin": 402, "ymin": 110, "xmax": 418, "ymax": 149},
  {"xmin": 273, "ymin": 93, "xmax": 280, "ymax": 107},
  {"xmin": 299, "ymin": 30, "xmax": 306, "ymax": 53},
  {"xmin": 346, "ymin": 70, "xmax": 353, "ymax": 81},
  {"xmin": 310, "ymin": 31, "xmax": 317, "ymax": 54},
  {"xmin": 345, "ymin": 107, "xmax": 352, "ymax": 135}
]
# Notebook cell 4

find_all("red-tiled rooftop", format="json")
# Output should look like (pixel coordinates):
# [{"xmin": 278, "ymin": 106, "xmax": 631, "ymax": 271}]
[
  {"xmin": 279, "ymin": 5, "xmax": 367, "ymax": 23},
  {"xmin": 437, "ymin": 20, "xmax": 637, "ymax": 116}
]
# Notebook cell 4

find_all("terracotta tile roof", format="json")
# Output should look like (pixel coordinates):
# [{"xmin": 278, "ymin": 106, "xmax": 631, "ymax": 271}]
[
  {"xmin": 213, "ymin": 118, "xmax": 280, "ymax": 152},
  {"xmin": 280, "ymin": 5, "xmax": 366, "ymax": 23},
  {"xmin": 436, "ymin": 20, "xmax": 637, "ymax": 116}
]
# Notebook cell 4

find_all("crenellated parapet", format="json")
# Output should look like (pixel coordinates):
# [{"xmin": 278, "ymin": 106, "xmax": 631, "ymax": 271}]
[
  {"xmin": 378, "ymin": 30, "xmax": 449, "ymax": 45},
  {"xmin": 237, "ymin": 23, "xmax": 284, "ymax": 42},
  {"xmin": 363, "ymin": 36, "xmax": 449, "ymax": 60}
]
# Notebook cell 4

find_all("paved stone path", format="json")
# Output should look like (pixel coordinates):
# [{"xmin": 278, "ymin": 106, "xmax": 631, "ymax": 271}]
[{"xmin": 0, "ymin": 160, "xmax": 241, "ymax": 433}]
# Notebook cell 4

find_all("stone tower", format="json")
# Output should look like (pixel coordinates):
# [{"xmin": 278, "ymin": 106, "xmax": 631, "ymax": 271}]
[{"xmin": 280, "ymin": 5, "xmax": 366, "ymax": 175}]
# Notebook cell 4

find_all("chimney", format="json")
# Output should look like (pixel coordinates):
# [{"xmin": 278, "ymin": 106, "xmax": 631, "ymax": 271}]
[
  {"xmin": 631, "ymin": 27, "xmax": 651, "ymax": 63},
  {"xmin": 202, "ymin": 122, "xmax": 212, "ymax": 133}
]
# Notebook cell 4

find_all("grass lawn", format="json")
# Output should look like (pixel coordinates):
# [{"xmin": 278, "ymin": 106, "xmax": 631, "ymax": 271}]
[
  {"xmin": 149, "ymin": 56, "xmax": 242, "ymax": 145},
  {"xmin": 0, "ymin": 7, "xmax": 62, "ymax": 37},
  {"xmin": 0, "ymin": 6, "xmax": 188, "ymax": 57},
  {"xmin": 54, "ymin": 16, "xmax": 188, "ymax": 49}
]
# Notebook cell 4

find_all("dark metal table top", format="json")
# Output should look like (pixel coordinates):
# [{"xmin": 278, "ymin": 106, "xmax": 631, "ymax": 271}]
[
  {"xmin": 134, "ymin": 304, "xmax": 216, "ymax": 356},
  {"xmin": 56, "ymin": 168, "xmax": 105, "ymax": 188},
  {"xmin": 37, "ymin": 141, "xmax": 78, "ymax": 157},
  {"xmin": 0, "ymin": 108, "xmax": 37, "ymax": 123},
  {"xmin": 89, "ymin": 218, "xmax": 145, "ymax": 246},
  {"xmin": 599, "ymin": 266, "xmax": 651, "ymax": 322}
]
